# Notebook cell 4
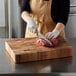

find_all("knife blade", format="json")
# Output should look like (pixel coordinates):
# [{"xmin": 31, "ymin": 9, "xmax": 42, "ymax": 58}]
[{"xmin": 36, "ymin": 31, "xmax": 52, "ymax": 45}]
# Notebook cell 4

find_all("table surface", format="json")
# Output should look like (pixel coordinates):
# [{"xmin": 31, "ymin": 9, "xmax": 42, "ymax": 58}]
[{"xmin": 0, "ymin": 38, "xmax": 76, "ymax": 74}]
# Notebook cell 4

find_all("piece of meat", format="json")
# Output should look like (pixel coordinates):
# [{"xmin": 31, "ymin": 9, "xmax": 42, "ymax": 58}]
[
  {"xmin": 36, "ymin": 38, "xmax": 47, "ymax": 46},
  {"xmin": 49, "ymin": 38, "xmax": 58, "ymax": 46},
  {"xmin": 36, "ymin": 38, "xmax": 58, "ymax": 47}
]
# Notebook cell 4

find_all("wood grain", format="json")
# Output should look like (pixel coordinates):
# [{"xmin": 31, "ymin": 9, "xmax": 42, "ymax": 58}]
[{"xmin": 5, "ymin": 37, "xmax": 73, "ymax": 63}]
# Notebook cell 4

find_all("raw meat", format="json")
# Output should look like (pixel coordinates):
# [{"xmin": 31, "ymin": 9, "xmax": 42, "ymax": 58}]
[{"xmin": 36, "ymin": 38, "xmax": 58, "ymax": 47}]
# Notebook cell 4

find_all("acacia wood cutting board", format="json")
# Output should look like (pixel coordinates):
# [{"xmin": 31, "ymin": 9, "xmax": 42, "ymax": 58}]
[{"xmin": 5, "ymin": 37, "xmax": 73, "ymax": 63}]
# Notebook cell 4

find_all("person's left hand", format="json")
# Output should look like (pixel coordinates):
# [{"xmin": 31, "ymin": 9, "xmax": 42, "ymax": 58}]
[
  {"xmin": 45, "ymin": 29, "xmax": 60, "ymax": 39},
  {"xmin": 45, "ymin": 23, "xmax": 65, "ymax": 39}
]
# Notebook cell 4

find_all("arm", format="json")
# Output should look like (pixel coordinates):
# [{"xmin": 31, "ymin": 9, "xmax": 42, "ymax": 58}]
[
  {"xmin": 45, "ymin": 0, "xmax": 70, "ymax": 39},
  {"xmin": 21, "ymin": 0, "xmax": 37, "ymax": 33},
  {"xmin": 21, "ymin": 0, "xmax": 31, "ymax": 19},
  {"xmin": 51, "ymin": 0, "xmax": 70, "ymax": 31}
]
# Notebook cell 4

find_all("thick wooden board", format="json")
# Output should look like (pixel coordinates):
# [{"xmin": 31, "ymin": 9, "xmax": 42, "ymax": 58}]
[{"xmin": 5, "ymin": 37, "xmax": 73, "ymax": 63}]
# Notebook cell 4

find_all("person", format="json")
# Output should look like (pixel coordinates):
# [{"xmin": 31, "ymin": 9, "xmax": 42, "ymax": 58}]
[{"xmin": 21, "ymin": 0, "xmax": 70, "ymax": 39}]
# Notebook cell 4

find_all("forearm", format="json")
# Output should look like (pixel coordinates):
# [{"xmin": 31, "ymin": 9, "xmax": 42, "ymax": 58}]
[
  {"xmin": 21, "ymin": 11, "xmax": 30, "ymax": 21},
  {"xmin": 54, "ymin": 22, "xmax": 65, "ymax": 32}
]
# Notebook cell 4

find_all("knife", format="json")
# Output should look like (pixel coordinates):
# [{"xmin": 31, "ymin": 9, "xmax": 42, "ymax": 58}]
[{"xmin": 36, "ymin": 31, "xmax": 52, "ymax": 45}]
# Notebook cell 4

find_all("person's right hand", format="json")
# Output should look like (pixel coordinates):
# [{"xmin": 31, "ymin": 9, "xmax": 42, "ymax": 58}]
[{"xmin": 25, "ymin": 17, "xmax": 37, "ymax": 33}]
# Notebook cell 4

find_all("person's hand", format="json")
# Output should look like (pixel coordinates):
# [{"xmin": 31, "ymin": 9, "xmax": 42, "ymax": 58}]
[
  {"xmin": 45, "ymin": 29, "xmax": 60, "ymax": 39},
  {"xmin": 24, "ymin": 17, "xmax": 37, "ymax": 33},
  {"xmin": 45, "ymin": 22, "xmax": 65, "ymax": 39}
]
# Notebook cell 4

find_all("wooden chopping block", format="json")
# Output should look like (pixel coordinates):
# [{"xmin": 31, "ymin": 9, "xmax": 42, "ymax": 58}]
[{"xmin": 5, "ymin": 37, "xmax": 73, "ymax": 63}]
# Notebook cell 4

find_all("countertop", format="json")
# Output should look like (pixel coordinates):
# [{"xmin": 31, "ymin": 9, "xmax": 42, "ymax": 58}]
[{"xmin": 0, "ymin": 38, "xmax": 76, "ymax": 74}]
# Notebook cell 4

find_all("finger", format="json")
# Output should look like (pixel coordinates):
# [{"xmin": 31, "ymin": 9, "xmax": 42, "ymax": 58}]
[
  {"xmin": 48, "ymin": 33, "xmax": 51, "ymax": 38},
  {"xmin": 49, "ymin": 33, "xmax": 54, "ymax": 39},
  {"xmin": 46, "ymin": 32, "xmax": 51, "ymax": 38},
  {"xmin": 45, "ymin": 33, "xmax": 48, "ymax": 38},
  {"xmin": 34, "ymin": 29, "xmax": 38, "ymax": 33},
  {"xmin": 52, "ymin": 35, "xmax": 57, "ymax": 39},
  {"xmin": 45, "ymin": 34, "xmax": 48, "ymax": 39},
  {"xmin": 29, "ymin": 28, "xmax": 35, "ymax": 33},
  {"xmin": 48, "ymin": 32, "xmax": 53, "ymax": 39},
  {"xmin": 52, "ymin": 36, "xmax": 56, "ymax": 39},
  {"xmin": 32, "ymin": 29, "xmax": 35, "ymax": 33},
  {"xmin": 52, "ymin": 33, "xmax": 58, "ymax": 39},
  {"xmin": 45, "ymin": 32, "xmax": 52, "ymax": 39},
  {"xmin": 45, "ymin": 34, "xmax": 48, "ymax": 38},
  {"xmin": 30, "ymin": 29, "xmax": 33, "ymax": 33},
  {"xmin": 35, "ymin": 29, "xmax": 38, "ymax": 33}
]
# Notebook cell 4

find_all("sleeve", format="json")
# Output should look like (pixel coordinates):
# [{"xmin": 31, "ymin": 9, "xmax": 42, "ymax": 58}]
[
  {"xmin": 21, "ymin": 0, "xmax": 31, "ymax": 13},
  {"xmin": 51, "ymin": 0, "xmax": 70, "ymax": 26}
]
